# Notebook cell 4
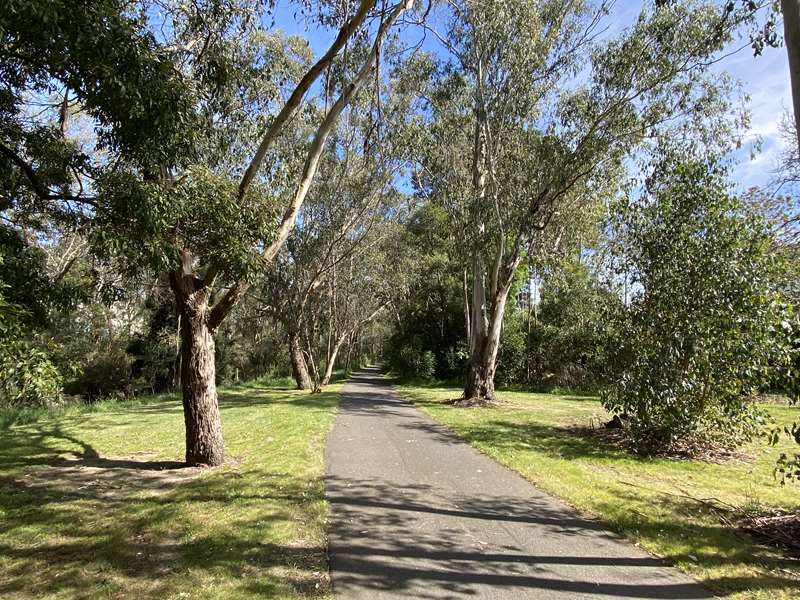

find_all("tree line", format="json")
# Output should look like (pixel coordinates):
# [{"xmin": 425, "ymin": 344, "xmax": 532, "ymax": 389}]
[{"xmin": 1, "ymin": 0, "xmax": 798, "ymax": 474}]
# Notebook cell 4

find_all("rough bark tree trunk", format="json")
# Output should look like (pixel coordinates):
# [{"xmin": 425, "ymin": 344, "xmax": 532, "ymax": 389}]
[
  {"xmin": 289, "ymin": 332, "xmax": 313, "ymax": 390},
  {"xmin": 170, "ymin": 260, "xmax": 225, "ymax": 466}
]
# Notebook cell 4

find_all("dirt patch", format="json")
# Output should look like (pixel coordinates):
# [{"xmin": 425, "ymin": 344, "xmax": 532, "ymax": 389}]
[
  {"xmin": 449, "ymin": 396, "xmax": 506, "ymax": 408},
  {"xmin": 572, "ymin": 425, "xmax": 754, "ymax": 464},
  {"xmin": 21, "ymin": 452, "xmax": 206, "ymax": 500},
  {"xmin": 739, "ymin": 511, "xmax": 800, "ymax": 557}
]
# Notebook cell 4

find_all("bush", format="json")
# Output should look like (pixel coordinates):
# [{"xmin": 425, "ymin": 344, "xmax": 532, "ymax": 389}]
[
  {"xmin": 441, "ymin": 345, "xmax": 467, "ymax": 380},
  {"xmin": 0, "ymin": 340, "xmax": 63, "ymax": 408},
  {"xmin": 602, "ymin": 158, "xmax": 788, "ymax": 453},
  {"xmin": 127, "ymin": 333, "xmax": 176, "ymax": 394},
  {"xmin": 496, "ymin": 313, "xmax": 527, "ymax": 387},
  {"xmin": 391, "ymin": 345, "xmax": 436, "ymax": 379},
  {"xmin": 0, "ymin": 289, "xmax": 62, "ymax": 408},
  {"xmin": 64, "ymin": 351, "xmax": 133, "ymax": 402}
]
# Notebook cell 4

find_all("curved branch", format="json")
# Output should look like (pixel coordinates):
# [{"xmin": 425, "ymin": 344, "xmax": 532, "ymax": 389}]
[
  {"xmin": 0, "ymin": 141, "xmax": 97, "ymax": 207},
  {"xmin": 259, "ymin": 0, "xmax": 414, "ymax": 266},
  {"xmin": 237, "ymin": 0, "xmax": 376, "ymax": 199}
]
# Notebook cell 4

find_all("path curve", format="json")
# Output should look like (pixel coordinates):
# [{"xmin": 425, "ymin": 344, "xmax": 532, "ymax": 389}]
[{"xmin": 325, "ymin": 367, "xmax": 714, "ymax": 599}]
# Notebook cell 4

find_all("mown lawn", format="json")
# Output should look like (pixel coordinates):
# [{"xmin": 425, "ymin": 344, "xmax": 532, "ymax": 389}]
[
  {"xmin": 394, "ymin": 382, "xmax": 800, "ymax": 600},
  {"xmin": 0, "ymin": 379, "xmax": 340, "ymax": 599}
]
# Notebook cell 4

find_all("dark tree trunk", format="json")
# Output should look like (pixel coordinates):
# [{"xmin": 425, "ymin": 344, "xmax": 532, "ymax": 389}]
[
  {"xmin": 170, "ymin": 263, "xmax": 225, "ymax": 467},
  {"xmin": 178, "ymin": 311, "xmax": 225, "ymax": 466},
  {"xmin": 463, "ymin": 355, "xmax": 496, "ymax": 400},
  {"xmin": 289, "ymin": 332, "xmax": 312, "ymax": 390}
]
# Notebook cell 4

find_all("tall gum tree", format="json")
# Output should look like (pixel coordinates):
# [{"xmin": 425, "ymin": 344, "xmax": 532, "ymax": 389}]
[
  {"xmin": 148, "ymin": 0, "xmax": 416, "ymax": 465},
  {"xmin": 413, "ymin": 0, "xmax": 748, "ymax": 402},
  {"xmin": 1, "ymin": 0, "xmax": 416, "ymax": 465},
  {"xmin": 258, "ymin": 69, "xmax": 414, "ymax": 389}
]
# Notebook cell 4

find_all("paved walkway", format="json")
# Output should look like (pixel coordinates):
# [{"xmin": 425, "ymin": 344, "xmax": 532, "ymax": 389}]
[{"xmin": 324, "ymin": 367, "xmax": 714, "ymax": 599}]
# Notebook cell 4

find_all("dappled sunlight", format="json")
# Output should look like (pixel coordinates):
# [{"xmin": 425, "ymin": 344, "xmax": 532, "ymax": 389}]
[{"xmin": 0, "ymin": 383, "xmax": 339, "ymax": 599}]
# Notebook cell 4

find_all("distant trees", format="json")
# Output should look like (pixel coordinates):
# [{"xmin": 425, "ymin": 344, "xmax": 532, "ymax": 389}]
[
  {"xmin": 526, "ymin": 260, "xmax": 622, "ymax": 390},
  {"xmin": 384, "ymin": 204, "xmax": 467, "ymax": 380}
]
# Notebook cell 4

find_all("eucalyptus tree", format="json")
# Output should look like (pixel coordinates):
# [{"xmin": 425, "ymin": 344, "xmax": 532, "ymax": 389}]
[
  {"xmin": 413, "ymin": 0, "xmax": 747, "ymax": 402},
  {"xmin": 258, "ymin": 130, "xmax": 405, "ymax": 389},
  {"xmin": 260, "ymin": 153, "xmax": 395, "ymax": 390},
  {"xmin": 316, "ymin": 217, "xmax": 409, "ymax": 385},
  {"xmin": 1, "ymin": 0, "xmax": 416, "ymax": 465}
]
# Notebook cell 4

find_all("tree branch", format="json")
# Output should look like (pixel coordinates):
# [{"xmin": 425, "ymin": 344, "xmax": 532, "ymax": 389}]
[{"xmin": 237, "ymin": 0, "xmax": 376, "ymax": 199}]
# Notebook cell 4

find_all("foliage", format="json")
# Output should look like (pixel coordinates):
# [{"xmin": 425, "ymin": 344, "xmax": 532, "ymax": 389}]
[
  {"xmin": 0, "ymin": 337, "xmax": 63, "ymax": 408},
  {"xmin": 527, "ymin": 260, "xmax": 624, "ymax": 390},
  {"xmin": 494, "ymin": 310, "xmax": 527, "ymax": 388},
  {"xmin": 0, "ymin": 0, "xmax": 198, "ymax": 172},
  {"xmin": 0, "ymin": 285, "xmax": 62, "ymax": 407},
  {"xmin": 602, "ymin": 157, "xmax": 789, "ymax": 453},
  {"xmin": 384, "ymin": 204, "xmax": 467, "ymax": 380},
  {"xmin": 391, "ymin": 345, "xmax": 436, "ymax": 380}
]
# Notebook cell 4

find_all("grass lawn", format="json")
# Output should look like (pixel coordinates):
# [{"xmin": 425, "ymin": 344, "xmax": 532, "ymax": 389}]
[
  {"xmin": 394, "ymin": 382, "xmax": 800, "ymax": 600},
  {"xmin": 0, "ymin": 379, "xmax": 340, "ymax": 599}
]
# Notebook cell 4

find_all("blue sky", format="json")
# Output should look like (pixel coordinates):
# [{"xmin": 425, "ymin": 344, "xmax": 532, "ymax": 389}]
[
  {"xmin": 724, "ymin": 44, "xmax": 791, "ymax": 191},
  {"xmin": 271, "ymin": 1, "xmax": 792, "ymax": 193}
]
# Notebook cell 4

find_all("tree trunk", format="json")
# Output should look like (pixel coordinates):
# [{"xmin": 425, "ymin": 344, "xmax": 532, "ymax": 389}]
[
  {"xmin": 464, "ymin": 53, "xmax": 495, "ymax": 402},
  {"xmin": 289, "ymin": 332, "xmax": 312, "ymax": 390},
  {"xmin": 170, "ymin": 264, "xmax": 225, "ymax": 467},
  {"xmin": 783, "ymin": 0, "xmax": 800, "ymax": 152},
  {"xmin": 321, "ymin": 334, "xmax": 348, "ymax": 386},
  {"xmin": 464, "ymin": 254, "xmax": 493, "ymax": 401},
  {"xmin": 463, "ymin": 268, "xmax": 471, "ymax": 342},
  {"xmin": 463, "ymin": 276, "xmax": 514, "ymax": 402}
]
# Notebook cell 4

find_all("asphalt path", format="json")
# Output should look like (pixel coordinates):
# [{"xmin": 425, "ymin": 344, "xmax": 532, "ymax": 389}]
[{"xmin": 324, "ymin": 367, "xmax": 714, "ymax": 599}]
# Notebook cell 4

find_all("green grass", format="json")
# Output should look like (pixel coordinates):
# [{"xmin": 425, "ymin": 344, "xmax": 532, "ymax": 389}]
[
  {"xmin": 0, "ymin": 380, "xmax": 341, "ymax": 599},
  {"xmin": 394, "ymin": 382, "xmax": 800, "ymax": 600}
]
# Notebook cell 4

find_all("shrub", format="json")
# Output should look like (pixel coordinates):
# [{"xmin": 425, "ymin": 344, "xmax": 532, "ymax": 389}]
[
  {"xmin": 0, "ymin": 289, "xmax": 62, "ymax": 408},
  {"xmin": 392, "ymin": 345, "xmax": 436, "ymax": 380},
  {"xmin": 603, "ymin": 158, "xmax": 788, "ymax": 453},
  {"xmin": 0, "ymin": 340, "xmax": 63, "ymax": 408},
  {"xmin": 64, "ymin": 351, "xmax": 133, "ymax": 402}
]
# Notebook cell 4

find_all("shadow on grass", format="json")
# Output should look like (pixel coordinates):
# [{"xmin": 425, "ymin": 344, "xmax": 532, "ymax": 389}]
[
  {"xmin": 0, "ymin": 385, "xmax": 335, "ymax": 598},
  {"xmin": 590, "ymin": 488, "xmax": 800, "ymax": 595},
  {"xmin": 454, "ymin": 418, "xmax": 630, "ymax": 462},
  {"xmin": 0, "ymin": 470, "xmax": 329, "ymax": 597}
]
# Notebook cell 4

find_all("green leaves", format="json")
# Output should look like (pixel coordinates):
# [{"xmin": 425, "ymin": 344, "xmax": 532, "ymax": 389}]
[
  {"xmin": 0, "ymin": 281, "xmax": 62, "ymax": 407},
  {"xmin": 91, "ymin": 166, "xmax": 279, "ymax": 282},
  {"xmin": 1, "ymin": 0, "xmax": 199, "ymax": 169},
  {"xmin": 602, "ymin": 155, "xmax": 789, "ymax": 454}
]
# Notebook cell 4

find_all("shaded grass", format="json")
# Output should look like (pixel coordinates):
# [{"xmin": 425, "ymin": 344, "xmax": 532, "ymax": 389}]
[
  {"xmin": 0, "ymin": 383, "xmax": 341, "ymax": 599},
  {"xmin": 394, "ymin": 383, "xmax": 800, "ymax": 600}
]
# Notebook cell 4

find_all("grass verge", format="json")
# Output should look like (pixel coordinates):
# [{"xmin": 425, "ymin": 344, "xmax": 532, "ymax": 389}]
[
  {"xmin": 0, "ymin": 380, "xmax": 340, "ymax": 599},
  {"xmin": 394, "ymin": 382, "xmax": 800, "ymax": 600}
]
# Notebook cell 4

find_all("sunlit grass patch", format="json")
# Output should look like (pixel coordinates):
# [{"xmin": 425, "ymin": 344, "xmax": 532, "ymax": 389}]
[{"xmin": 0, "ymin": 383, "xmax": 340, "ymax": 599}]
